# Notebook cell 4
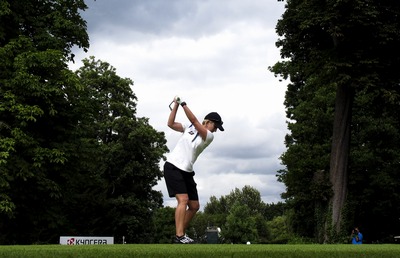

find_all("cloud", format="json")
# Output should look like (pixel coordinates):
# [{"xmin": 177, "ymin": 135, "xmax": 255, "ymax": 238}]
[
  {"xmin": 71, "ymin": 0, "xmax": 288, "ymax": 209},
  {"xmin": 82, "ymin": 0, "xmax": 283, "ymax": 39}
]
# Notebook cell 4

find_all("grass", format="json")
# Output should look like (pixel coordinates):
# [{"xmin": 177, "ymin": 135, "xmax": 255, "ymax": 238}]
[{"xmin": 0, "ymin": 244, "xmax": 400, "ymax": 258}]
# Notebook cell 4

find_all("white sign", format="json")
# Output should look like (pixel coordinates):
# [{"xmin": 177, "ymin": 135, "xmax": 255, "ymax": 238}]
[{"xmin": 60, "ymin": 236, "xmax": 114, "ymax": 245}]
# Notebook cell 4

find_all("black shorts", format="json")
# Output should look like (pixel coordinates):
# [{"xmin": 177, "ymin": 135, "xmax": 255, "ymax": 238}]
[{"xmin": 163, "ymin": 162, "xmax": 198, "ymax": 200}]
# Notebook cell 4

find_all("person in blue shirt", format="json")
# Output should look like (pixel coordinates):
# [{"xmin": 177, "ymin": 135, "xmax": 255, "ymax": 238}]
[{"xmin": 351, "ymin": 227, "xmax": 363, "ymax": 244}]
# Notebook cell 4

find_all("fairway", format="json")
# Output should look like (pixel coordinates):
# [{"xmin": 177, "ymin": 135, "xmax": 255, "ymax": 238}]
[{"xmin": 1, "ymin": 244, "xmax": 400, "ymax": 258}]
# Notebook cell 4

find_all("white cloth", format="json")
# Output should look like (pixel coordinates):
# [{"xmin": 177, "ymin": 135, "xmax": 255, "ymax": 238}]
[{"xmin": 167, "ymin": 123, "xmax": 214, "ymax": 172}]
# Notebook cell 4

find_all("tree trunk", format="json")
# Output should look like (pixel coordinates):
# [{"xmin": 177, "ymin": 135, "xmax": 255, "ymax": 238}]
[{"xmin": 327, "ymin": 83, "xmax": 353, "ymax": 239}]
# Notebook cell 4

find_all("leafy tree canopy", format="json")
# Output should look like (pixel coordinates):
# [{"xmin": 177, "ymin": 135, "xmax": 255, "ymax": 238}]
[{"xmin": 270, "ymin": 0, "xmax": 400, "ymax": 242}]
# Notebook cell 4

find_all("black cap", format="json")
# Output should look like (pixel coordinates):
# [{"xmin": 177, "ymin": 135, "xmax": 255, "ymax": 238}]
[{"xmin": 204, "ymin": 112, "xmax": 224, "ymax": 131}]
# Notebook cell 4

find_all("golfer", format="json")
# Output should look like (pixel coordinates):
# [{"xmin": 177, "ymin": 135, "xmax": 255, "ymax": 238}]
[{"xmin": 164, "ymin": 96, "xmax": 224, "ymax": 244}]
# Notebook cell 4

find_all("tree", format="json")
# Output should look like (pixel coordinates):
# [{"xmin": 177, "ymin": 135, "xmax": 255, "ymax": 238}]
[
  {"xmin": 0, "ymin": 0, "xmax": 89, "ymax": 214},
  {"xmin": 0, "ymin": 1, "xmax": 169, "ymax": 244},
  {"xmin": 202, "ymin": 186, "xmax": 274, "ymax": 243},
  {"xmin": 266, "ymin": 216, "xmax": 290, "ymax": 244},
  {"xmin": 150, "ymin": 206, "xmax": 176, "ymax": 243},
  {"xmin": 264, "ymin": 202, "xmax": 286, "ymax": 221},
  {"xmin": 0, "ymin": 0, "xmax": 89, "ymax": 244},
  {"xmin": 347, "ymin": 79, "xmax": 400, "ymax": 242},
  {"xmin": 186, "ymin": 211, "xmax": 216, "ymax": 243},
  {"xmin": 205, "ymin": 186, "xmax": 267, "ymax": 215},
  {"xmin": 68, "ymin": 57, "xmax": 168, "ymax": 243},
  {"xmin": 223, "ymin": 202, "xmax": 258, "ymax": 244},
  {"xmin": 271, "ymin": 0, "xmax": 400, "ymax": 242}
]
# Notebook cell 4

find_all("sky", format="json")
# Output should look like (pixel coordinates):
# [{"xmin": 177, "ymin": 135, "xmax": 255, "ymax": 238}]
[{"xmin": 69, "ymin": 0, "xmax": 288, "ymax": 209}]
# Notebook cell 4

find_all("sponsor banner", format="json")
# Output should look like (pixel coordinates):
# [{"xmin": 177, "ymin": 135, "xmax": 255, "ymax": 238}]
[{"xmin": 60, "ymin": 236, "xmax": 114, "ymax": 245}]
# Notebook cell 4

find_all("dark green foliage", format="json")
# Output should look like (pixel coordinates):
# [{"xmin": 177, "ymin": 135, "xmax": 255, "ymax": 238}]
[
  {"xmin": 0, "ymin": 0, "xmax": 89, "ymax": 60},
  {"xmin": 270, "ymin": 0, "xmax": 400, "ymax": 242},
  {"xmin": 0, "ymin": 1, "xmax": 168, "ymax": 244},
  {"xmin": 0, "ymin": 0, "xmax": 89, "ymax": 244},
  {"xmin": 64, "ymin": 57, "xmax": 166, "ymax": 244},
  {"xmin": 224, "ymin": 203, "xmax": 259, "ymax": 244},
  {"xmin": 151, "ymin": 207, "xmax": 176, "ymax": 243},
  {"xmin": 201, "ymin": 186, "xmax": 287, "ymax": 244}
]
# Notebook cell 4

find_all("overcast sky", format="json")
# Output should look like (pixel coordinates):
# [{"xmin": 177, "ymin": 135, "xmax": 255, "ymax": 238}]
[{"xmin": 70, "ymin": 0, "xmax": 288, "ymax": 209}]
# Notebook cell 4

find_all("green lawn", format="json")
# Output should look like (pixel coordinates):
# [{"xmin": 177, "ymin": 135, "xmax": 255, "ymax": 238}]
[{"xmin": 0, "ymin": 244, "xmax": 400, "ymax": 258}]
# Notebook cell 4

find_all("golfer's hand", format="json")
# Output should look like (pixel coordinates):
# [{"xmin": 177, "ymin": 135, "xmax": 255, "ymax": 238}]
[{"xmin": 174, "ymin": 95, "xmax": 182, "ymax": 104}]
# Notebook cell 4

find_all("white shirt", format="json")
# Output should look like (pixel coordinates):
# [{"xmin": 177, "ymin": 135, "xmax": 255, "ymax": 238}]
[{"xmin": 167, "ymin": 123, "xmax": 214, "ymax": 172}]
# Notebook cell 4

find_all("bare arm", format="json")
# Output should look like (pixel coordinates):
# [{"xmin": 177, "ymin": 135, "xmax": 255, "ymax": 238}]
[
  {"xmin": 167, "ymin": 99, "xmax": 184, "ymax": 132},
  {"xmin": 181, "ymin": 103, "xmax": 208, "ymax": 140}
]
